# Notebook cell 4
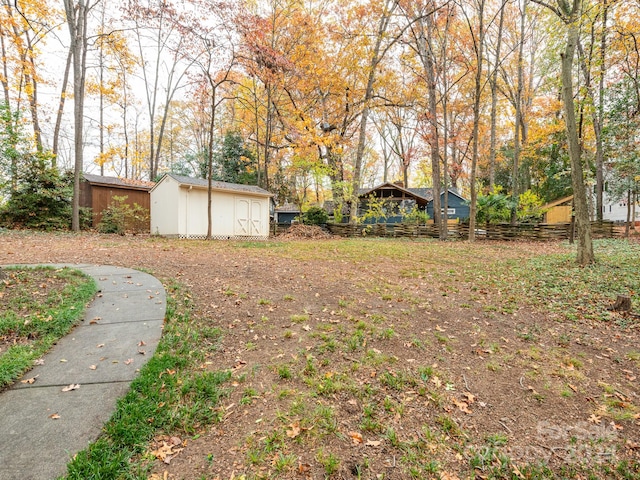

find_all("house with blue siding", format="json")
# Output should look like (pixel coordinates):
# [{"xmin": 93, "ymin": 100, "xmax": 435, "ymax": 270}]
[
  {"xmin": 357, "ymin": 182, "xmax": 469, "ymax": 223},
  {"xmin": 409, "ymin": 188, "xmax": 470, "ymax": 221}
]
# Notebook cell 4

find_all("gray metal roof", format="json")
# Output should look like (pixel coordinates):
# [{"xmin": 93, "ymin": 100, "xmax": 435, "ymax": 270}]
[{"xmin": 161, "ymin": 173, "xmax": 273, "ymax": 197}]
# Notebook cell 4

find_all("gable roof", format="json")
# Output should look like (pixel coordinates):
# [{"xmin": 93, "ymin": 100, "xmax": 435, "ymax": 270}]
[
  {"xmin": 153, "ymin": 173, "xmax": 273, "ymax": 197},
  {"xmin": 83, "ymin": 173, "xmax": 155, "ymax": 191},
  {"xmin": 359, "ymin": 182, "xmax": 430, "ymax": 203},
  {"xmin": 358, "ymin": 182, "xmax": 468, "ymax": 203}
]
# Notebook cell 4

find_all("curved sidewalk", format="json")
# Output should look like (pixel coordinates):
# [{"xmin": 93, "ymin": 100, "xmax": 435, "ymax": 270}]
[{"xmin": 0, "ymin": 265, "xmax": 166, "ymax": 480}]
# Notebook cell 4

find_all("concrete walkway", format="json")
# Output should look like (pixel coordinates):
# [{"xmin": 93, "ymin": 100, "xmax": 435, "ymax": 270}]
[{"xmin": 0, "ymin": 265, "xmax": 166, "ymax": 480}]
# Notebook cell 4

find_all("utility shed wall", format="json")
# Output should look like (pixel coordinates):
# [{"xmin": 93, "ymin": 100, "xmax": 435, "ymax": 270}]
[{"xmin": 151, "ymin": 176, "xmax": 180, "ymax": 236}]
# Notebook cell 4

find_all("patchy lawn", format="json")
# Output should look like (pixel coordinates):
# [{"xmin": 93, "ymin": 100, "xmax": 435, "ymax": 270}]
[
  {"xmin": 0, "ymin": 266, "xmax": 96, "ymax": 388},
  {"xmin": 1, "ymin": 231, "xmax": 639, "ymax": 479}
]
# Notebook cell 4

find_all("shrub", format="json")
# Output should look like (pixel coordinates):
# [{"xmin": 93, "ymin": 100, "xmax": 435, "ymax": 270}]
[
  {"xmin": 401, "ymin": 205, "xmax": 430, "ymax": 224},
  {"xmin": 476, "ymin": 187, "xmax": 515, "ymax": 224},
  {"xmin": 517, "ymin": 190, "xmax": 547, "ymax": 223},
  {"xmin": 0, "ymin": 156, "xmax": 73, "ymax": 230},
  {"xmin": 97, "ymin": 196, "xmax": 149, "ymax": 234},
  {"xmin": 301, "ymin": 206, "xmax": 328, "ymax": 225}
]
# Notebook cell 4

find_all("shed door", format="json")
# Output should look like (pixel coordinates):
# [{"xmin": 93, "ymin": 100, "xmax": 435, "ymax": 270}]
[
  {"xmin": 235, "ymin": 198, "xmax": 251, "ymax": 235},
  {"xmin": 250, "ymin": 200, "xmax": 263, "ymax": 236},
  {"xmin": 235, "ymin": 197, "xmax": 264, "ymax": 236}
]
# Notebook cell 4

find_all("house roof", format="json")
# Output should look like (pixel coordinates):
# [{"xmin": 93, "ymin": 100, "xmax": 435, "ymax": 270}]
[
  {"xmin": 275, "ymin": 203, "xmax": 301, "ymax": 213},
  {"xmin": 358, "ymin": 182, "xmax": 468, "ymax": 203},
  {"xmin": 359, "ymin": 182, "xmax": 430, "ymax": 203},
  {"xmin": 154, "ymin": 173, "xmax": 273, "ymax": 197},
  {"xmin": 542, "ymin": 195, "xmax": 574, "ymax": 209},
  {"xmin": 83, "ymin": 174, "xmax": 155, "ymax": 191}
]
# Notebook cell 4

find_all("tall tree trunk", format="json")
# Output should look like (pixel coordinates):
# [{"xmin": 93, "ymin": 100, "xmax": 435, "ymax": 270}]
[
  {"xmin": 594, "ymin": 0, "xmax": 608, "ymax": 221},
  {"xmin": 416, "ymin": 12, "xmax": 442, "ymax": 238},
  {"xmin": 24, "ymin": 31, "xmax": 42, "ymax": 153},
  {"xmin": 511, "ymin": 0, "xmax": 527, "ymax": 225},
  {"xmin": 53, "ymin": 48, "xmax": 73, "ymax": 165},
  {"xmin": 560, "ymin": 0, "xmax": 594, "ymax": 265},
  {"xmin": 0, "ymin": 30, "xmax": 9, "ymax": 105},
  {"xmin": 207, "ymin": 85, "xmax": 216, "ymax": 240},
  {"xmin": 468, "ymin": 0, "xmax": 486, "ymax": 242},
  {"xmin": 64, "ymin": 0, "xmax": 90, "ymax": 232},
  {"xmin": 489, "ymin": 1, "xmax": 505, "ymax": 190},
  {"xmin": 350, "ymin": 0, "xmax": 397, "ymax": 224},
  {"xmin": 264, "ymin": 84, "xmax": 273, "ymax": 190}
]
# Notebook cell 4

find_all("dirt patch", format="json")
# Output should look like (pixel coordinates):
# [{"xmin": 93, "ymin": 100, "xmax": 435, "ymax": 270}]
[{"xmin": 1, "ymin": 232, "xmax": 639, "ymax": 479}]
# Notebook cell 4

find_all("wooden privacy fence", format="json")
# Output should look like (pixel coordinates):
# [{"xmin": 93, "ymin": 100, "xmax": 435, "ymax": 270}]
[{"xmin": 326, "ymin": 221, "xmax": 615, "ymax": 241}]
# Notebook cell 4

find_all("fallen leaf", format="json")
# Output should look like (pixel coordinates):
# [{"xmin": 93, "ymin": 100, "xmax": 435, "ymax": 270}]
[
  {"xmin": 463, "ymin": 392, "xmax": 476, "ymax": 404},
  {"xmin": 49, "ymin": 413, "xmax": 61, "ymax": 420},
  {"xmin": 349, "ymin": 431, "xmax": 363, "ymax": 445},
  {"xmin": 298, "ymin": 463, "xmax": 311, "ymax": 474},
  {"xmin": 33, "ymin": 359, "xmax": 45, "ymax": 366},
  {"xmin": 440, "ymin": 472, "xmax": 461, "ymax": 480},
  {"xmin": 365, "ymin": 440, "xmax": 381, "ymax": 446},
  {"xmin": 96, "ymin": 344, "xmax": 105, "ymax": 348},
  {"xmin": 589, "ymin": 414, "xmax": 602, "ymax": 425},
  {"xmin": 610, "ymin": 421, "xmax": 624, "ymax": 431},
  {"xmin": 62, "ymin": 384, "xmax": 80, "ymax": 392},
  {"xmin": 89, "ymin": 317, "xmax": 101, "ymax": 325},
  {"xmin": 151, "ymin": 436, "xmax": 184, "ymax": 464},
  {"xmin": 568, "ymin": 384, "xmax": 578, "ymax": 392},
  {"xmin": 59, "ymin": 359, "xmax": 67, "ymax": 363},
  {"xmin": 21, "ymin": 375, "xmax": 39, "ymax": 384},
  {"xmin": 138, "ymin": 340, "xmax": 146, "ymax": 347},
  {"xmin": 124, "ymin": 358, "xmax": 134, "ymax": 365},
  {"xmin": 89, "ymin": 365, "xmax": 97, "ymax": 370},
  {"xmin": 453, "ymin": 399, "xmax": 472, "ymax": 414},
  {"xmin": 286, "ymin": 422, "xmax": 301, "ymax": 438}
]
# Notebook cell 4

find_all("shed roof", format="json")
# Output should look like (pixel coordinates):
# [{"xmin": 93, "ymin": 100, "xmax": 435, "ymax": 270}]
[
  {"xmin": 83, "ymin": 173, "xmax": 155, "ymax": 191},
  {"xmin": 153, "ymin": 173, "xmax": 273, "ymax": 197},
  {"xmin": 275, "ymin": 203, "xmax": 301, "ymax": 213},
  {"xmin": 542, "ymin": 195, "xmax": 574, "ymax": 209}
]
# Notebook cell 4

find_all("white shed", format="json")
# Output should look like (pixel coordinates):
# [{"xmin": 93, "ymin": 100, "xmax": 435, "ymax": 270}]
[{"xmin": 150, "ymin": 173, "xmax": 273, "ymax": 239}]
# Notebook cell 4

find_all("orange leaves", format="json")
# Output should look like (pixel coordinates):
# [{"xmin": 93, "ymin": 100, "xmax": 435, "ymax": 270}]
[{"xmin": 348, "ymin": 431, "xmax": 364, "ymax": 445}]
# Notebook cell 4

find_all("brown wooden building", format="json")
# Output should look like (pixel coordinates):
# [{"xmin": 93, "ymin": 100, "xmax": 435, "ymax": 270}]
[{"xmin": 80, "ymin": 174, "xmax": 154, "ymax": 229}]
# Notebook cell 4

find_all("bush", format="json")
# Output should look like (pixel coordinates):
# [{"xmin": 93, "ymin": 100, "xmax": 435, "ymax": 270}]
[
  {"xmin": 476, "ymin": 187, "xmax": 515, "ymax": 224},
  {"xmin": 301, "ymin": 206, "xmax": 328, "ymax": 225},
  {"xmin": 401, "ymin": 205, "xmax": 430, "ymax": 224},
  {"xmin": 0, "ymin": 156, "xmax": 73, "ymax": 230},
  {"xmin": 97, "ymin": 196, "xmax": 149, "ymax": 234},
  {"xmin": 517, "ymin": 190, "xmax": 547, "ymax": 223}
]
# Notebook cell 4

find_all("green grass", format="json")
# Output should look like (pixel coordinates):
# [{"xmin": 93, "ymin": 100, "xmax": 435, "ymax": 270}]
[
  {"xmin": 63, "ymin": 279, "xmax": 230, "ymax": 479},
  {"xmin": 502, "ymin": 239, "xmax": 640, "ymax": 322},
  {"xmin": 0, "ymin": 266, "xmax": 97, "ymax": 388}
]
